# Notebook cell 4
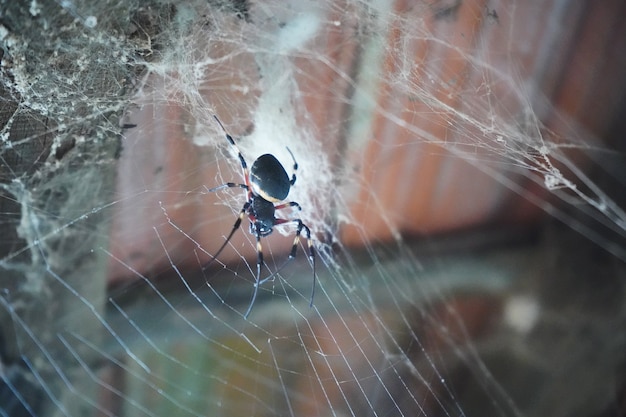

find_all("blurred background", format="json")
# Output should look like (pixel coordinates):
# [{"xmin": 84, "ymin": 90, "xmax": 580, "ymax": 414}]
[{"xmin": 1, "ymin": 0, "xmax": 625, "ymax": 416}]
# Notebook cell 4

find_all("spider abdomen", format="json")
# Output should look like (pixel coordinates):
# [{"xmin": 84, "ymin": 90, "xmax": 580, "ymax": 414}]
[{"xmin": 250, "ymin": 154, "xmax": 291, "ymax": 202}]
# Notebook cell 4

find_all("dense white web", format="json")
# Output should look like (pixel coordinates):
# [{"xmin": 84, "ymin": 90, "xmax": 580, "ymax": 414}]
[{"xmin": 1, "ymin": 1, "xmax": 625, "ymax": 417}]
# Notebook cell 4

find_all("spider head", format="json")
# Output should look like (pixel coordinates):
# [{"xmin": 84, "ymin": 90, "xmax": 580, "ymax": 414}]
[{"xmin": 251, "ymin": 221, "xmax": 273, "ymax": 237}]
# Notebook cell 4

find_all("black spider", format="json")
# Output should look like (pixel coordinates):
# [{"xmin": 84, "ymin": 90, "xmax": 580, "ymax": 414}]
[{"xmin": 203, "ymin": 115, "xmax": 316, "ymax": 318}]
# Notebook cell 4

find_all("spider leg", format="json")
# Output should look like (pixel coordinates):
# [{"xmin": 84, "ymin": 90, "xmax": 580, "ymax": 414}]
[
  {"xmin": 295, "ymin": 221, "xmax": 316, "ymax": 308},
  {"xmin": 285, "ymin": 147, "xmax": 298, "ymax": 186},
  {"xmin": 213, "ymin": 115, "xmax": 251, "ymax": 187},
  {"xmin": 274, "ymin": 201, "xmax": 301, "ymax": 211},
  {"xmin": 206, "ymin": 182, "xmax": 248, "ymax": 193},
  {"xmin": 258, "ymin": 219, "xmax": 316, "ymax": 307},
  {"xmin": 202, "ymin": 201, "xmax": 250, "ymax": 271},
  {"xmin": 244, "ymin": 223, "xmax": 264, "ymax": 318}
]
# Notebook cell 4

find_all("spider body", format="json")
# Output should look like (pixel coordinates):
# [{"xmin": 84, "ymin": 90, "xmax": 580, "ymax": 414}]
[{"xmin": 204, "ymin": 115, "xmax": 316, "ymax": 318}]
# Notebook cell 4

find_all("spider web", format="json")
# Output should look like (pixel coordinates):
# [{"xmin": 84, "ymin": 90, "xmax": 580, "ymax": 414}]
[{"xmin": 1, "ymin": 1, "xmax": 625, "ymax": 417}]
